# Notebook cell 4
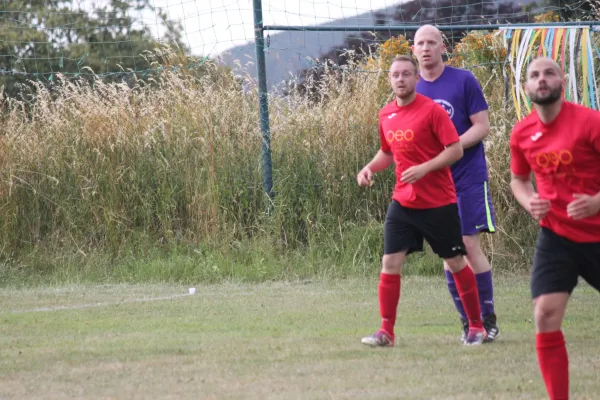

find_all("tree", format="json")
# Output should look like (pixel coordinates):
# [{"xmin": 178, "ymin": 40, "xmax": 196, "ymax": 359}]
[
  {"xmin": 539, "ymin": 0, "xmax": 594, "ymax": 21},
  {"xmin": 0, "ymin": 0, "xmax": 188, "ymax": 98}
]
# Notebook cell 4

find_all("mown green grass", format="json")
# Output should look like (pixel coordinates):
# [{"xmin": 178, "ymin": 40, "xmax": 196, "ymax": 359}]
[{"xmin": 1, "ymin": 276, "xmax": 599, "ymax": 399}]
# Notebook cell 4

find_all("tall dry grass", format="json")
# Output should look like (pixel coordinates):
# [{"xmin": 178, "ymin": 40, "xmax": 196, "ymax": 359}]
[{"xmin": 0, "ymin": 41, "xmax": 548, "ymax": 282}]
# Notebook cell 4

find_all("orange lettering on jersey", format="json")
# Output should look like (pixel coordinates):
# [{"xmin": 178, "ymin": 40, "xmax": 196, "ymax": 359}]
[
  {"xmin": 386, "ymin": 129, "xmax": 415, "ymax": 143},
  {"xmin": 535, "ymin": 149, "xmax": 573, "ymax": 168}
]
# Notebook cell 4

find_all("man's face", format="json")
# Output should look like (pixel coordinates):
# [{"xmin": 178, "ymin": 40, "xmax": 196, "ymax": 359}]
[
  {"xmin": 413, "ymin": 27, "xmax": 445, "ymax": 69},
  {"xmin": 389, "ymin": 60, "xmax": 419, "ymax": 99},
  {"xmin": 525, "ymin": 59, "xmax": 565, "ymax": 105}
]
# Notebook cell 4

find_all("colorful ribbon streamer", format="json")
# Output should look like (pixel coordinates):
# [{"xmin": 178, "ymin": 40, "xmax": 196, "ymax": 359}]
[{"xmin": 500, "ymin": 25, "xmax": 599, "ymax": 120}]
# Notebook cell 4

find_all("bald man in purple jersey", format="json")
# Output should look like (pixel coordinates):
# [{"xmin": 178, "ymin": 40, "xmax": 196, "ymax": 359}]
[{"xmin": 412, "ymin": 25, "xmax": 500, "ymax": 343}]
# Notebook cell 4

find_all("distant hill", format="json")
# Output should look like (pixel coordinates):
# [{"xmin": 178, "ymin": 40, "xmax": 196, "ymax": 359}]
[
  {"xmin": 216, "ymin": 3, "xmax": 402, "ymax": 90},
  {"xmin": 216, "ymin": 0, "xmax": 543, "ymax": 91}
]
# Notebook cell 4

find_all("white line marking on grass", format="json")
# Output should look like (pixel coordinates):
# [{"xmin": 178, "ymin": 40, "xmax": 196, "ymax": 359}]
[
  {"xmin": 7, "ymin": 286, "xmax": 340, "ymax": 314},
  {"xmin": 11, "ymin": 293, "xmax": 193, "ymax": 314}
]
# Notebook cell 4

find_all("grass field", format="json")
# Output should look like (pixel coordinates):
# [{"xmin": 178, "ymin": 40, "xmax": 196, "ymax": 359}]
[{"xmin": 1, "ymin": 275, "xmax": 599, "ymax": 399}]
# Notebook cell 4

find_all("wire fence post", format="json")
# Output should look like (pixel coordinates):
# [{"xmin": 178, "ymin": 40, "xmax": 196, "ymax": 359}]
[{"xmin": 252, "ymin": 0, "xmax": 274, "ymax": 206}]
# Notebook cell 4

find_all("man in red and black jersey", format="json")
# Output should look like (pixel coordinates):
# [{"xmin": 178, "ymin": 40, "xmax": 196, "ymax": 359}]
[
  {"xmin": 357, "ymin": 55, "xmax": 487, "ymax": 347},
  {"xmin": 510, "ymin": 56, "xmax": 600, "ymax": 400}
]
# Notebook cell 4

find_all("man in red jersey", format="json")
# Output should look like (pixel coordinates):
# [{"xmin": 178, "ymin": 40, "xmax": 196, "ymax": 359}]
[
  {"xmin": 510, "ymin": 56, "xmax": 600, "ymax": 400},
  {"xmin": 357, "ymin": 55, "xmax": 487, "ymax": 347}
]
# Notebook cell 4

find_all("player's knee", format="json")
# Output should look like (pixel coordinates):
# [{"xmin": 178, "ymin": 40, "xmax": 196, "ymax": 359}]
[
  {"xmin": 534, "ymin": 297, "xmax": 566, "ymax": 330},
  {"xmin": 442, "ymin": 260, "xmax": 451, "ymax": 271},
  {"xmin": 463, "ymin": 234, "xmax": 482, "ymax": 255},
  {"xmin": 443, "ymin": 255, "xmax": 467, "ymax": 273},
  {"xmin": 382, "ymin": 253, "xmax": 404, "ymax": 274},
  {"xmin": 463, "ymin": 234, "xmax": 492, "ymax": 273}
]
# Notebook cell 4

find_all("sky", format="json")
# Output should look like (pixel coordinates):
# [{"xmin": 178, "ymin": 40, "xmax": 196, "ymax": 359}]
[{"xmin": 146, "ymin": 0, "xmax": 402, "ymax": 57}]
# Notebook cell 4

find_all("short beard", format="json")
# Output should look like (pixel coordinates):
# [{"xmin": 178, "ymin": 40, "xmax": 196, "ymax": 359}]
[
  {"xmin": 396, "ymin": 88, "xmax": 415, "ymax": 101},
  {"xmin": 529, "ymin": 87, "xmax": 562, "ymax": 105}
]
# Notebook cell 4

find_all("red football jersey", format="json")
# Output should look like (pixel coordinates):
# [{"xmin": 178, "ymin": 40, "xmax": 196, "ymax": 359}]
[
  {"xmin": 379, "ymin": 93, "xmax": 460, "ymax": 209},
  {"xmin": 510, "ymin": 101, "xmax": 600, "ymax": 243}
]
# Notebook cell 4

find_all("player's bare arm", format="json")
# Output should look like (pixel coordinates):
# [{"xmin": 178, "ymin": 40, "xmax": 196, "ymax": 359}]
[
  {"xmin": 357, "ymin": 150, "xmax": 394, "ymax": 187},
  {"xmin": 459, "ymin": 110, "xmax": 490, "ymax": 149},
  {"xmin": 401, "ymin": 141, "xmax": 463, "ymax": 184},
  {"xmin": 510, "ymin": 172, "xmax": 551, "ymax": 221},
  {"xmin": 566, "ymin": 113, "xmax": 600, "ymax": 220}
]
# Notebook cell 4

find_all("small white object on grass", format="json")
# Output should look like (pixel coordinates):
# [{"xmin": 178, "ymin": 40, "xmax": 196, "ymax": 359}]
[{"xmin": 188, "ymin": 288, "xmax": 196, "ymax": 295}]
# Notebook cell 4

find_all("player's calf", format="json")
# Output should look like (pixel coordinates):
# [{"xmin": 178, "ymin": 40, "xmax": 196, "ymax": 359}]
[
  {"xmin": 361, "ymin": 251, "xmax": 404, "ymax": 349},
  {"xmin": 445, "ymin": 256, "xmax": 485, "ymax": 332},
  {"xmin": 534, "ymin": 294, "xmax": 570, "ymax": 399}
]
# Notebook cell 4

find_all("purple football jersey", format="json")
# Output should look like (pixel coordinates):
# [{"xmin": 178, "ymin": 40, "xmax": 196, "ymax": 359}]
[{"xmin": 416, "ymin": 66, "xmax": 489, "ymax": 187}]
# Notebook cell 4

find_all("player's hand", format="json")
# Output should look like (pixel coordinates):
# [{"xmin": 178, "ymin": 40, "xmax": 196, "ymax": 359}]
[
  {"xmin": 356, "ymin": 166, "xmax": 374, "ymax": 187},
  {"xmin": 527, "ymin": 193, "xmax": 551, "ymax": 220},
  {"xmin": 567, "ymin": 193, "xmax": 600, "ymax": 220},
  {"xmin": 400, "ymin": 164, "xmax": 429, "ymax": 184}
]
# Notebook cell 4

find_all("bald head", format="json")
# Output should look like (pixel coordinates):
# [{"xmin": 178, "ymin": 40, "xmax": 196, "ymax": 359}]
[
  {"xmin": 527, "ymin": 57, "xmax": 563, "ymax": 77},
  {"xmin": 412, "ymin": 24, "xmax": 445, "ymax": 69},
  {"xmin": 414, "ymin": 25, "xmax": 444, "ymax": 44},
  {"xmin": 525, "ymin": 56, "xmax": 565, "ymax": 106}
]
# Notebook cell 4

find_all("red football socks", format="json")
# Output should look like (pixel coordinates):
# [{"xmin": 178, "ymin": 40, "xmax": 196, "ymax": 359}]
[
  {"xmin": 452, "ymin": 266, "xmax": 484, "ymax": 329},
  {"xmin": 378, "ymin": 273, "xmax": 401, "ymax": 337},
  {"xmin": 536, "ymin": 331, "xmax": 569, "ymax": 400}
]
